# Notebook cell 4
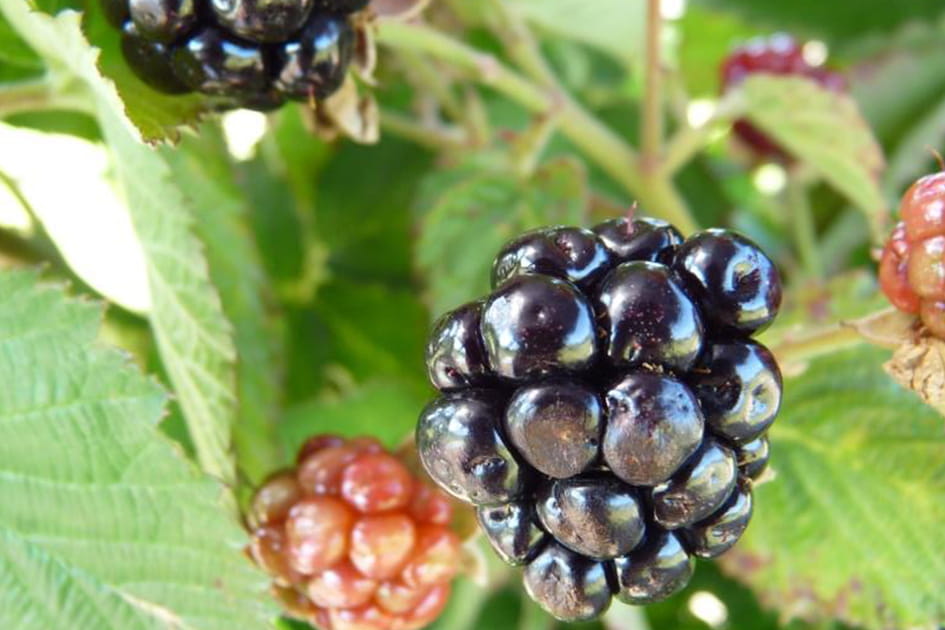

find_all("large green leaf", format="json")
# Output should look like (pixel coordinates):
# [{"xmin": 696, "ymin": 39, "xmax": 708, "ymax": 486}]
[
  {"xmin": 0, "ymin": 269, "xmax": 274, "ymax": 630},
  {"xmin": 163, "ymin": 131, "xmax": 284, "ymax": 484},
  {"xmin": 415, "ymin": 156, "xmax": 589, "ymax": 315},
  {"xmin": 724, "ymin": 346, "xmax": 945, "ymax": 627},
  {"xmin": 738, "ymin": 75, "xmax": 888, "ymax": 240},
  {"xmin": 0, "ymin": 4, "xmax": 239, "ymax": 482}
]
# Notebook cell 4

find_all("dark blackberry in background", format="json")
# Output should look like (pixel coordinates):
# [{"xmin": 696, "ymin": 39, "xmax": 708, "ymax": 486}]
[
  {"xmin": 100, "ymin": 0, "xmax": 363, "ymax": 111},
  {"xmin": 417, "ymin": 215, "xmax": 783, "ymax": 621}
]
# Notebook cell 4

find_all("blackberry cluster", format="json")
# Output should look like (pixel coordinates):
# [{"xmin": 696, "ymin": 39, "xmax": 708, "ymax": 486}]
[
  {"xmin": 248, "ymin": 434, "xmax": 460, "ymax": 630},
  {"xmin": 417, "ymin": 217, "xmax": 783, "ymax": 622},
  {"xmin": 879, "ymin": 172, "xmax": 945, "ymax": 337},
  {"xmin": 721, "ymin": 33, "xmax": 846, "ymax": 160},
  {"xmin": 101, "ymin": 0, "xmax": 364, "ymax": 110}
]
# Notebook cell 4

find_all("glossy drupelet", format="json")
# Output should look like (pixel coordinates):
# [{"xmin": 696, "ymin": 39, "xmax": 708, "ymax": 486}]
[
  {"xmin": 417, "ymin": 216, "xmax": 783, "ymax": 621},
  {"xmin": 720, "ymin": 33, "xmax": 847, "ymax": 161},
  {"xmin": 100, "ymin": 0, "xmax": 363, "ymax": 111},
  {"xmin": 247, "ymin": 435, "xmax": 459, "ymax": 630},
  {"xmin": 880, "ymin": 172, "xmax": 945, "ymax": 337}
]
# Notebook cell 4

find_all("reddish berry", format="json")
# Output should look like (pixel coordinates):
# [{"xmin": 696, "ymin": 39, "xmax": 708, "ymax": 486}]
[
  {"xmin": 397, "ymin": 583, "xmax": 452, "ymax": 630},
  {"xmin": 400, "ymin": 526, "xmax": 461, "ymax": 588},
  {"xmin": 879, "ymin": 222, "xmax": 920, "ymax": 313},
  {"xmin": 900, "ymin": 173, "xmax": 945, "ymax": 242},
  {"xmin": 349, "ymin": 514, "xmax": 417, "ymax": 579},
  {"xmin": 248, "ymin": 435, "xmax": 459, "ymax": 629},
  {"xmin": 330, "ymin": 603, "xmax": 395, "ymax": 630},
  {"xmin": 348, "ymin": 436, "xmax": 385, "ymax": 454},
  {"xmin": 307, "ymin": 560, "xmax": 378, "ymax": 609},
  {"xmin": 272, "ymin": 584, "xmax": 318, "ymax": 620},
  {"xmin": 249, "ymin": 470, "xmax": 301, "ymax": 528},
  {"xmin": 721, "ymin": 34, "xmax": 846, "ymax": 161},
  {"xmin": 297, "ymin": 434, "xmax": 347, "ymax": 464},
  {"xmin": 879, "ymin": 172, "xmax": 945, "ymax": 336},
  {"xmin": 286, "ymin": 497, "xmax": 354, "ymax": 574},
  {"xmin": 298, "ymin": 445, "xmax": 360, "ymax": 495},
  {"xmin": 907, "ymin": 236, "xmax": 945, "ymax": 297},
  {"xmin": 408, "ymin": 484, "xmax": 453, "ymax": 526},
  {"xmin": 341, "ymin": 453, "xmax": 414, "ymax": 514},
  {"xmin": 249, "ymin": 526, "xmax": 297, "ymax": 585},
  {"xmin": 374, "ymin": 580, "xmax": 430, "ymax": 615}
]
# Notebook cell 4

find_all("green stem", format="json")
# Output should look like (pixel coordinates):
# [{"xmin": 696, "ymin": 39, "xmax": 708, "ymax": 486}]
[
  {"xmin": 770, "ymin": 323, "xmax": 865, "ymax": 368},
  {"xmin": 641, "ymin": 0, "xmax": 663, "ymax": 173},
  {"xmin": 787, "ymin": 174, "xmax": 824, "ymax": 280},
  {"xmin": 380, "ymin": 109, "xmax": 466, "ymax": 151},
  {"xmin": 484, "ymin": 0, "xmax": 557, "ymax": 87},
  {"xmin": 376, "ymin": 20, "xmax": 699, "ymax": 234},
  {"xmin": 0, "ymin": 77, "xmax": 78, "ymax": 118},
  {"xmin": 661, "ymin": 93, "xmax": 743, "ymax": 176}
]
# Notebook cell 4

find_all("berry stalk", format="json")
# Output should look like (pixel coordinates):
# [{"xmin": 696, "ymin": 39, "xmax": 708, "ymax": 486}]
[{"xmin": 641, "ymin": 0, "xmax": 663, "ymax": 174}]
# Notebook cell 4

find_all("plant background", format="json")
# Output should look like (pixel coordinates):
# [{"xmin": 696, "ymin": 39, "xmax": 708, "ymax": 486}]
[{"xmin": 0, "ymin": 0, "xmax": 944, "ymax": 629}]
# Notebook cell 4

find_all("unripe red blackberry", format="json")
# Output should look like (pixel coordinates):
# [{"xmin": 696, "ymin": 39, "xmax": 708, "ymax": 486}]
[
  {"xmin": 720, "ymin": 34, "xmax": 847, "ymax": 161},
  {"xmin": 417, "ymin": 217, "xmax": 783, "ymax": 621},
  {"xmin": 879, "ymin": 172, "xmax": 945, "ymax": 337},
  {"xmin": 247, "ymin": 435, "xmax": 459, "ymax": 629}
]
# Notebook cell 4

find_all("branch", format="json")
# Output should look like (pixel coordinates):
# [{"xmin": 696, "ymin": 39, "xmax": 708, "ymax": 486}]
[
  {"xmin": 771, "ymin": 323, "xmax": 865, "ymax": 370},
  {"xmin": 641, "ymin": 0, "xmax": 663, "ymax": 172},
  {"xmin": 376, "ymin": 20, "xmax": 699, "ymax": 234},
  {"xmin": 0, "ymin": 76, "xmax": 87, "ymax": 118}
]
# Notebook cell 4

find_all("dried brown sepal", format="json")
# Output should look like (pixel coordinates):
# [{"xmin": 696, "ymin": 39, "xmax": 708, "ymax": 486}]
[
  {"xmin": 351, "ymin": 13, "xmax": 378, "ymax": 84},
  {"xmin": 846, "ymin": 307, "xmax": 918, "ymax": 349},
  {"xmin": 302, "ymin": 76, "xmax": 380, "ymax": 144},
  {"xmin": 884, "ymin": 333, "xmax": 945, "ymax": 419}
]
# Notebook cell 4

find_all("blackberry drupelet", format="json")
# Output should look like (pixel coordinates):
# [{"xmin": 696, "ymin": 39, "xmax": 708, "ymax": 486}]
[{"xmin": 417, "ymin": 215, "xmax": 783, "ymax": 621}]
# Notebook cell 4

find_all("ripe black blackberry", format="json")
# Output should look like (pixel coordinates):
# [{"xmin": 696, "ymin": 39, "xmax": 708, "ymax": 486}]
[
  {"xmin": 101, "ymin": 0, "xmax": 361, "ymax": 111},
  {"xmin": 417, "ymin": 214, "xmax": 783, "ymax": 621}
]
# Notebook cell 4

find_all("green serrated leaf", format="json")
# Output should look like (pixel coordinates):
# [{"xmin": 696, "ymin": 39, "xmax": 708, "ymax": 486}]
[
  {"xmin": 506, "ymin": 0, "xmax": 644, "ymax": 66},
  {"xmin": 0, "ymin": 269, "xmax": 274, "ymax": 630},
  {"xmin": 0, "ymin": 6, "xmax": 241, "ymax": 482},
  {"xmin": 738, "ymin": 75, "xmax": 888, "ymax": 240},
  {"xmin": 415, "ymin": 156, "xmax": 589, "ymax": 315},
  {"xmin": 162, "ymin": 131, "xmax": 284, "ymax": 484},
  {"xmin": 723, "ymin": 346, "xmax": 945, "ymax": 627}
]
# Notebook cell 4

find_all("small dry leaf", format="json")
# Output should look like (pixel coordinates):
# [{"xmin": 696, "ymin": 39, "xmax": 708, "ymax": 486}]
[
  {"xmin": 303, "ymin": 76, "xmax": 380, "ymax": 144},
  {"xmin": 352, "ymin": 13, "xmax": 378, "ymax": 83},
  {"xmin": 846, "ymin": 307, "xmax": 918, "ymax": 349},
  {"xmin": 372, "ymin": 0, "xmax": 433, "ymax": 20},
  {"xmin": 884, "ymin": 334, "xmax": 945, "ymax": 418}
]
